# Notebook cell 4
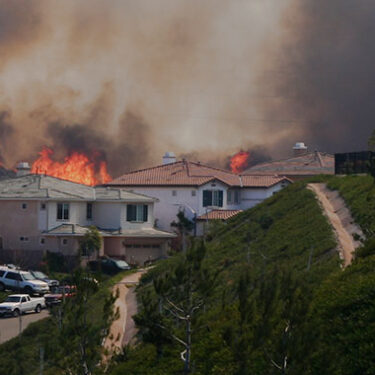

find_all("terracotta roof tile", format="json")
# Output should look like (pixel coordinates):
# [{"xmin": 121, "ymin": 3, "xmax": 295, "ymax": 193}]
[
  {"xmin": 244, "ymin": 151, "xmax": 334, "ymax": 176},
  {"xmin": 108, "ymin": 161, "xmax": 289, "ymax": 188},
  {"xmin": 196, "ymin": 210, "xmax": 242, "ymax": 221}
]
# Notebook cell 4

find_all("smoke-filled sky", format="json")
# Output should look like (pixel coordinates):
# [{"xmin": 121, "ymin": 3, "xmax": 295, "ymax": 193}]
[{"xmin": 0, "ymin": 0, "xmax": 374, "ymax": 176}]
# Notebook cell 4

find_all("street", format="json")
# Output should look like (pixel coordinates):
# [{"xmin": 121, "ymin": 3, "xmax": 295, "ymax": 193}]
[{"xmin": 0, "ymin": 310, "xmax": 49, "ymax": 344}]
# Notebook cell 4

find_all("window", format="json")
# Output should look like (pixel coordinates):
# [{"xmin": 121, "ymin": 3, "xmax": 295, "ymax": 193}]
[
  {"xmin": 40, "ymin": 203, "xmax": 46, "ymax": 210},
  {"xmin": 21, "ymin": 203, "xmax": 27, "ymax": 210},
  {"xmin": 21, "ymin": 297, "xmax": 27, "ymax": 303},
  {"xmin": 20, "ymin": 236, "xmax": 29, "ymax": 242},
  {"xmin": 227, "ymin": 190, "xmax": 240, "ymax": 204},
  {"xmin": 0, "ymin": 270, "xmax": 5, "ymax": 277},
  {"xmin": 191, "ymin": 190, "xmax": 196, "ymax": 196},
  {"xmin": 62, "ymin": 238, "xmax": 68, "ymax": 245},
  {"xmin": 57, "ymin": 203, "xmax": 69, "ymax": 220},
  {"xmin": 40, "ymin": 237, "xmax": 45, "ymax": 245},
  {"xmin": 203, "ymin": 190, "xmax": 223, "ymax": 207},
  {"xmin": 172, "ymin": 190, "xmax": 177, "ymax": 196},
  {"xmin": 227, "ymin": 190, "xmax": 232, "ymax": 204},
  {"xmin": 126, "ymin": 204, "xmax": 148, "ymax": 222},
  {"xmin": 5, "ymin": 272, "xmax": 22, "ymax": 281},
  {"xmin": 86, "ymin": 203, "xmax": 93, "ymax": 220}
]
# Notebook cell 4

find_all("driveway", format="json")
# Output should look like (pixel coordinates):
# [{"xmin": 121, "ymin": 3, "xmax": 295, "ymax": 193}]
[{"xmin": 0, "ymin": 310, "xmax": 49, "ymax": 344}]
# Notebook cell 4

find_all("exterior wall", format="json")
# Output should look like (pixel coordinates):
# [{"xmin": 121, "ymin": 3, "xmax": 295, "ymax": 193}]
[
  {"xmin": 47, "ymin": 201, "xmax": 90, "ymax": 230},
  {"xmin": 125, "ymin": 187, "xmax": 200, "ymax": 231},
  {"xmin": 120, "ymin": 203, "xmax": 153, "ymax": 230},
  {"xmin": 0, "ymin": 200, "xmax": 41, "ymax": 250},
  {"xmin": 197, "ymin": 181, "xmax": 229, "ymax": 216},
  {"xmin": 93, "ymin": 202, "xmax": 122, "ymax": 229},
  {"xmin": 239, "ymin": 182, "xmax": 290, "ymax": 210}
]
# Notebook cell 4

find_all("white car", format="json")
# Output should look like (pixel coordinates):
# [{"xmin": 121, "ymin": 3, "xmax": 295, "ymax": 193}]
[
  {"xmin": 0, "ymin": 269, "xmax": 49, "ymax": 295},
  {"xmin": 0, "ymin": 294, "xmax": 46, "ymax": 317}
]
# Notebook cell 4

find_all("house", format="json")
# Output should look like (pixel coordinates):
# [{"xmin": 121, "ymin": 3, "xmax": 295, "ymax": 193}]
[
  {"xmin": 243, "ymin": 143, "xmax": 334, "ymax": 181},
  {"xmin": 0, "ymin": 174, "xmax": 175, "ymax": 267},
  {"xmin": 105, "ymin": 153, "xmax": 291, "ymax": 233}
]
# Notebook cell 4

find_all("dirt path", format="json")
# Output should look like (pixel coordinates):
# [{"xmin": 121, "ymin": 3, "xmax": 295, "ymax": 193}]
[
  {"xmin": 103, "ymin": 269, "xmax": 146, "ymax": 361},
  {"xmin": 308, "ymin": 183, "xmax": 364, "ymax": 267}
]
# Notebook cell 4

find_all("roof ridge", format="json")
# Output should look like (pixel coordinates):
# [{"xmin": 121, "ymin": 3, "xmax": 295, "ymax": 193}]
[
  {"xmin": 187, "ymin": 160, "xmax": 234, "ymax": 175},
  {"xmin": 111, "ymin": 161, "xmax": 184, "ymax": 180}
]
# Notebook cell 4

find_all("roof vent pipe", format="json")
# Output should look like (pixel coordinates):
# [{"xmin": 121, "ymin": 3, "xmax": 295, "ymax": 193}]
[
  {"xmin": 162, "ymin": 152, "xmax": 176, "ymax": 165},
  {"xmin": 292, "ymin": 142, "xmax": 308, "ymax": 156},
  {"xmin": 16, "ymin": 162, "xmax": 31, "ymax": 177}
]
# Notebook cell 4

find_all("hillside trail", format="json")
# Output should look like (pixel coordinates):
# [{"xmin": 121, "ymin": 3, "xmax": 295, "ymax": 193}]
[
  {"xmin": 308, "ymin": 183, "xmax": 364, "ymax": 267},
  {"xmin": 102, "ymin": 269, "xmax": 146, "ymax": 363}
]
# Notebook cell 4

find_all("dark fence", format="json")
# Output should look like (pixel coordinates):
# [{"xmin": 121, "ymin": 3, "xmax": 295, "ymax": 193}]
[
  {"xmin": 0, "ymin": 249, "xmax": 44, "ymax": 269},
  {"xmin": 335, "ymin": 151, "xmax": 375, "ymax": 175}
]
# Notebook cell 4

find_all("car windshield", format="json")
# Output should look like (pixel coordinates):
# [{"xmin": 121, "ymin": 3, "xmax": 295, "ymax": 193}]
[
  {"xmin": 114, "ymin": 260, "xmax": 129, "ymax": 268},
  {"xmin": 33, "ymin": 271, "xmax": 47, "ymax": 279},
  {"xmin": 4, "ymin": 296, "xmax": 21, "ymax": 303},
  {"xmin": 22, "ymin": 272, "xmax": 36, "ymax": 280}
]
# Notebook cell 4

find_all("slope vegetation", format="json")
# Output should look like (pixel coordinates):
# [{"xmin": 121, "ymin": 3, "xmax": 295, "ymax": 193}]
[{"xmin": 110, "ymin": 181, "xmax": 341, "ymax": 374}]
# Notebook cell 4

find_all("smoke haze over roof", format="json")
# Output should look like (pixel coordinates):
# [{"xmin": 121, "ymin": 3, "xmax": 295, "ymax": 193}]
[{"xmin": 0, "ymin": 0, "xmax": 373, "ymax": 176}]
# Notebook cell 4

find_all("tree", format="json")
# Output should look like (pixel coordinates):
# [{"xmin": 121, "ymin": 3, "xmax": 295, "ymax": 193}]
[
  {"xmin": 136, "ymin": 241, "xmax": 216, "ymax": 374},
  {"xmin": 50, "ymin": 269, "xmax": 115, "ymax": 375},
  {"xmin": 80, "ymin": 226, "xmax": 102, "ymax": 258},
  {"xmin": 171, "ymin": 211, "xmax": 195, "ymax": 252}
]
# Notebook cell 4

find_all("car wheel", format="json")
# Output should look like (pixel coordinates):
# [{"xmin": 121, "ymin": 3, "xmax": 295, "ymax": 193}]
[
  {"xmin": 35, "ymin": 304, "xmax": 42, "ymax": 313},
  {"xmin": 13, "ymin": 309, "xmax": 20, "ymax": 317},
  {"xmin": 23, "ymin": 286, "xmax": 33, "ymax": 295},
  {"xmin": 0, "ymin": 282, "xmax": 5, "ymax": 292}
]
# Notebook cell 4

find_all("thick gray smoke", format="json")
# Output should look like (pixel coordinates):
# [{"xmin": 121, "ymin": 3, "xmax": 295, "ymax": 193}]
[
  {"xmin": 257, "ymin": 0, "xmax": 375, "ymax": 154},
  {"xmin": 0, "ymin": 0, "xmax": 288, "ymax": 175}
]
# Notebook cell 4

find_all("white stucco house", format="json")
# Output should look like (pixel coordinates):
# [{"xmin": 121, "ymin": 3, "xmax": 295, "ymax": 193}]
[
  {"xmin": 105, "ymin": 153, "xmax": 291, "ymax": 234},
  {"xmin": 0, "ymin": 174, "xmax": 175, "ymax": 267}
]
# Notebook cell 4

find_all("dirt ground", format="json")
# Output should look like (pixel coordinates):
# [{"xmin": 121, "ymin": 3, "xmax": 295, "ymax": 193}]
[
  {"xmin": 308, "ymin": 183, "xmax": 364, "ymax": 267},
  {"xmin": 102, "ymin": 269, "xmax": 146, "ymax": 361}
]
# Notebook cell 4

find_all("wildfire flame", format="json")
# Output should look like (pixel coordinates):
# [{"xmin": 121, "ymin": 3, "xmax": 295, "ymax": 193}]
[
  {"xmin": 230, "ymin": 151, "xmax": 250, "ymax": 174},
  {"xmin": 31, "ymin": 147, "xmax": 112, "ymax": 186}
]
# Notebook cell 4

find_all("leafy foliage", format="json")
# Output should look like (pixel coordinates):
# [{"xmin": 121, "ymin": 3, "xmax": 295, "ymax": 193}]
[
  {"xmin": 110, "ymin": 182, "xmax": 341, "ymax": 374},
  {"xmin": 327, "ymin": 175, "xmax": 375, "ymax": 236},
  {"xmin": 79, "ymin": 226, "xmax": 102, "ymax": 258}
]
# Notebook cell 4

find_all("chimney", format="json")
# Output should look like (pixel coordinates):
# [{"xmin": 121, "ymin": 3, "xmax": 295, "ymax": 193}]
[
  {"xmin": 162, "ymin": 152, "xmax": 176, "ymax": 165},
  {"xmin": 292, "ymin": 142, "xmax": 308, "ymax": 157},
  {"xmin": 16, "ymin": 162, "xmax": 31, "ymax": 177}
]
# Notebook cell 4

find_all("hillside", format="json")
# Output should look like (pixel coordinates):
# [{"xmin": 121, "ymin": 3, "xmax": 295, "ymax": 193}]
[{"xmin": 110, "ymin": 181, "xmax": 342, "ymax": 374}]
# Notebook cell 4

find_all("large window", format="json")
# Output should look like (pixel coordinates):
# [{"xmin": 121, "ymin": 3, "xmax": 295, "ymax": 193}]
[
  {"xmin": 127, "ymin": 204, "xmax": 148, "ymax": 222},
  {"xmin": 203, "ymin": 190, "xmax": 223, "ymax": 207},
  {"xmin": 57, "ymin": 203, "xmax": 69, "ymax": 220}
]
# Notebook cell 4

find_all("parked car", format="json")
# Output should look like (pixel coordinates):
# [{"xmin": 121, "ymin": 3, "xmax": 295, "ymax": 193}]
[
  {"xmin": 88, "ymin": 257, "xmax": 131, "ymax": 275},
  {"xmin": 0, "ymin": 294, "xmax": 45, "ymax": 317},
  {"xmin": 0, "ymin": 269, "xmax": 49, "ymax": 295},
  {"xmin": 44, "ymin": 285, "xmax": 76, "ymax": 307},
  {"xmin": 29, "ymin": 270, "xmax": 59, "ymax": 287}
]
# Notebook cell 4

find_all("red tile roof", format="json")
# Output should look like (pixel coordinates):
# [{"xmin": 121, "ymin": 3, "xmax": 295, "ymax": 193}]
[
  {"xmin": 107, "ymin": 161, "xmax": 289, "ymax": 188},
  {"xmin": 244, "ymin": 151, "xmax": 334, "ymax": 176},
  {"xmin": 196, "ymin": 210, "xmax": 242, "ymax": 221}
]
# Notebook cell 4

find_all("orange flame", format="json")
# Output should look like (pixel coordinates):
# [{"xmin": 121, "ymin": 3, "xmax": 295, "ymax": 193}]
[
  {"xmin": 230, "ymin": 151, "xmax": 250, "ymax": 174},
  {"xmin": 31, "ymin": 147, "xmax": 112, "ymax": 185}
]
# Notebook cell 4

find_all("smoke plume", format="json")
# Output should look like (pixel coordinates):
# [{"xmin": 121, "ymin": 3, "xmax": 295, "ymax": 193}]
[
  {"xmin": 257, "ymin": 0, "xmax": 375, "ymax": 154},
  {"xmin": 0, "ymin": 0, "xmax": 290, "ymax": 176}
]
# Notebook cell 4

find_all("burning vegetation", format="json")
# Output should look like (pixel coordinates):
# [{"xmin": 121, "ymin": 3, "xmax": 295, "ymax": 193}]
[
  {"xmin": 230, "ymin": 151, "xmax": 250, "ymax": 174},
  {"xmin": 31, "ymin": 147, "xmax": 111, "ymax": 186}
]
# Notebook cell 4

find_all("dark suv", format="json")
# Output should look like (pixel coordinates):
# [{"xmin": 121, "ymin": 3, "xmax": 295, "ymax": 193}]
[{"xmin": 88, "ymin": 258, "xmax": 131, "ymax": 275}]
